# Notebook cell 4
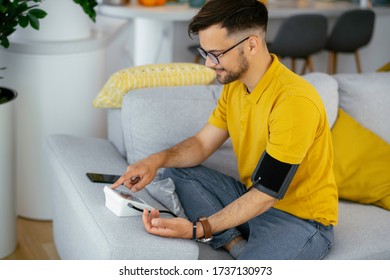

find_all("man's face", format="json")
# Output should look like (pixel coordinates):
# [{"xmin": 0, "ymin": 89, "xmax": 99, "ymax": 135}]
[{"xmin": 198, "ymin": 25, "xmax": 249, "ymax": 84}]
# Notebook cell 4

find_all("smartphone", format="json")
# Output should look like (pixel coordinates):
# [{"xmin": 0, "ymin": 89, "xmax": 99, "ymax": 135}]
[{"xmin": 86, "ymin": 172, "xmax": 121, "ymax": 184}]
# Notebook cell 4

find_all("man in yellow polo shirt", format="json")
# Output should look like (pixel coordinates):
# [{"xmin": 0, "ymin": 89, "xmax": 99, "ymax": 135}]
[{"xmin": 112, "ymin": 0, "xmax": 338, "ymax": 259}]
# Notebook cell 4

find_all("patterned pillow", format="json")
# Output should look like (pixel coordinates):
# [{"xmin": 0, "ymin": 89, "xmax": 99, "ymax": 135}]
[{"xmin": 93, "ymin": 63, "xmax": 216, "ymax": 108}]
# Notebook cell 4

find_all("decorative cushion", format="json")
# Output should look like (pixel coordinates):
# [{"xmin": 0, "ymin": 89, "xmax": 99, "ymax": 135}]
[
  {"xmin": 302, "ymin": 72, "xmax": 339, "ymax": 128},
  {"xmin": 332, "ymin": 109, "xmax": 390, "ymax": 211},
  {"xmin": 377, "ymin": 62, "xmax": 390, "ymax": 72},
  {"xmin": 334, "ymin": 72, "xmax": 390, "ymax": 143},
  {"xmin": 93, "ymin": 63, "xmax": 216, "ymax": 108}
]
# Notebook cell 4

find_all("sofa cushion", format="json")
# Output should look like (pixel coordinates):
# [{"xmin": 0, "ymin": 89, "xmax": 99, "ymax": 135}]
[
  {"xmin": 121, "ymin": 85, "xmax": 240, "ymax": 180},
  {"xmin": 324, "ymin": 200, "xmax": 390, "ymax": 259},
  {"xmin": 107, "ymin": 109, "xmax": 126, "ymax": 158},
  {"xmin": 302, "ymin": 72, "xmax": 339, "ymax": 128},
  {"xmin": 332, "ymin": 109, "xmax": 390, "ymax": 210},
  {"xmin": 334, "ymin": 72, "xmax": 390, "ymax": 143},
  {"xmin": 93, "ymin": 63, "xmax": 216, "ymax": 109}
]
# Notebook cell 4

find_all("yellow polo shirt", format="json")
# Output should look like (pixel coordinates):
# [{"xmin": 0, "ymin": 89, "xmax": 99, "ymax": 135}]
[{"xmin": 208, "ymin": 55, "xmax": 338, "ymax": 226}]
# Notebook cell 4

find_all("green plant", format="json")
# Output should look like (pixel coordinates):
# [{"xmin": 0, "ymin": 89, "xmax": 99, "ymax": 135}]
[
  {"xmin": 0, "ymin": 0, "xmax": 98, "ymax": 49},
  {"xmin": 0, "ymin": 0, "xmax": 47, "ymax": 48},
  {"xmin": 74, "ymin": 0, "xmax": 97, "ymax": 22}
]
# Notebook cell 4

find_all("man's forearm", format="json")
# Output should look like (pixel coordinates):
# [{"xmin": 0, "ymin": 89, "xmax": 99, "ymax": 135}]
[
  {"xmin": 151, "ymin": 135, "xmax": 210, "ymax": 169},
  {"xmin": 208, "ymin": 189, "xmax": 276, "ymax": 235},
  {"xmin": 150, "ymin": 123, "xmax": 229, "ymax": 170}
]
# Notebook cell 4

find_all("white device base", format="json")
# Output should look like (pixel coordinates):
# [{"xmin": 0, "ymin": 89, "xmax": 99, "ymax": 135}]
[{"xmin": 103, "ymin": 186, "xmax": 153, "ymax": 217}]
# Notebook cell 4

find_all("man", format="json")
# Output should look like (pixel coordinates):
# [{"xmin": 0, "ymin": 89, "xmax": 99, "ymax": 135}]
[{"xmin": 112, "ymin": 0, "xmax": 338, "ymax": 260}]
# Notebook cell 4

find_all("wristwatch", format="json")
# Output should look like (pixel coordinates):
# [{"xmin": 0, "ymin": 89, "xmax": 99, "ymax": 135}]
[{"xmin": 195, "ymin": 216, "xmax": 213, "ymax": 243}]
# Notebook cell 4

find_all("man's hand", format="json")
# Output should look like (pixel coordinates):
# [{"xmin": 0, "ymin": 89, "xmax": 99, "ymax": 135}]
[
  {"xmin": 111, "ymin": 156, "xmax": 160, "ymax": 192},
  {"xmin": 111, "ymin": 124, "xmax": 228, "ymax": 193},
  {"xmin": 142, "ymin": 208, "xmax": 194, "ymax": 239}
]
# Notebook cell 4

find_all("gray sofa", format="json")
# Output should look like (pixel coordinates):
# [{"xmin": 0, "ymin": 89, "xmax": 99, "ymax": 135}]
[{"xmin": 46, "ymin": 72, "xmax": 390, "ymax": 260}]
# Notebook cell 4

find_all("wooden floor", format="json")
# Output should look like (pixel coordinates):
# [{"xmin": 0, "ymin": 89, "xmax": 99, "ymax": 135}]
[{"xmin": 2, "ymin": 217, "xmax": 60, "ymax": 260}]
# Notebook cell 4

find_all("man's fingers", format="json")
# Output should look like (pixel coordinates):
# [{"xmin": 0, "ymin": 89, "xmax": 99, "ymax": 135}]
[
  {"xmin": 142, "ymin": 208, "xmax": 152, "ymax": 230},
  {"xmin": 130, "ymin": 176, "xmax": 141, "ymax": 184},
  {"xmin": 142, "ymin": 209, "xmax": 176, "ymax": 237},
  {"xmin": 142, "ymin": 209, "xmax": 193, "ymax": 239},
  {"xmin": 112, "ymin": 174, "xmax": 141, "ymax": 190},
  {"xmin": 142, "ymin": 208, "xmax": 160, "ymax": 228},
  {"xmin": 111, "ymin": 176, "xmax": 126, "ymax": 189}
]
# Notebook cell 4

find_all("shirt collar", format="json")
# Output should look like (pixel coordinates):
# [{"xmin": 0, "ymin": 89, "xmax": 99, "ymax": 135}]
[{"xmin": 243, "ymin": 54, "xmax": 282, "ymax": 104}]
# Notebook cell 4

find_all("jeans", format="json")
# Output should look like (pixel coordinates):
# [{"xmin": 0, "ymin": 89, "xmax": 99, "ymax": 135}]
[{"xmin": 160, "ymin": 165, "xmax": 334, "ymax": 260}]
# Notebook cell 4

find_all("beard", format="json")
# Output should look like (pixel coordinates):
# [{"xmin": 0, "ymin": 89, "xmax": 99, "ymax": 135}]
[{"xmin": 214, "ymin": 52, "xmax": 249, "ymax": 84}]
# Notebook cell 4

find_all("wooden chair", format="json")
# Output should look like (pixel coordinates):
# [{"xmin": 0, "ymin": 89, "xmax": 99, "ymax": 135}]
[
  {"xmin": 326, "ymin": 9, "xmax": 375, "ymax": 74},
  {"xmin": 267, "ymin": 14, "xmax": 328, "ymax": 74}
]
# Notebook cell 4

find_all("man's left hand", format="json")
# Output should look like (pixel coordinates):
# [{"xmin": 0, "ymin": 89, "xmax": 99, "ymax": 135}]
[{"xmin": 142, "ymin": 208, "xmax": 193, "ymax": 239}]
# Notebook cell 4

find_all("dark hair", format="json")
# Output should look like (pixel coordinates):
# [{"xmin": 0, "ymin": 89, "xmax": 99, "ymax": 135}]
[{"xmin": 188, "ymin": 0, "xmax": 268, "ymax": 38}]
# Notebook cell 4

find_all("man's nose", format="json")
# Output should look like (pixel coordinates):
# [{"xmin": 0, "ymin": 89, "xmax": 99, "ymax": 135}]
[{"xmin": 204, "ymin": 55, "xmax": 217, "ymax": 68}]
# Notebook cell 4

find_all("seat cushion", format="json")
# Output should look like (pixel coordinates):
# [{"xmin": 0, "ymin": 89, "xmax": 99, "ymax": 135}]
[{"xmin": 325, "ymin": 201, "xmax": 390, "ymax": 259}]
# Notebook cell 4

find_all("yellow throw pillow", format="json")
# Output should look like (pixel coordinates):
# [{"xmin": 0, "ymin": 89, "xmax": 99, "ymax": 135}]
[
  {"xmin": 332, "ymin": 109, "xmax": 390, "ymax": 210},
  {"xmin": 93, "ymin": 63, "xmax": 216, "ymax": 108},
  {"xmin": 377, "ymin": 62, "xmax": 390, "ymax": 72}
]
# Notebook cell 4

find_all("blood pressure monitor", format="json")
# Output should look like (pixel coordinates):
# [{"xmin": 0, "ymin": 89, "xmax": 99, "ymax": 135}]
[{"xmin": 103, "ymin": 186, "xmax": 153, "ymax": 217}]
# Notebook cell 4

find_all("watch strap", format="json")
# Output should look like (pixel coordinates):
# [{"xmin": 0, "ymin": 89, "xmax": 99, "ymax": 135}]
[{"xmin": 197, "ymin": 217, "xmax": 213, "ymax": 242}]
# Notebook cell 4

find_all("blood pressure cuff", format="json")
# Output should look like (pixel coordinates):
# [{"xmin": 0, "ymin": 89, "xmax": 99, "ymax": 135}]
[{"xmin": 251, "ymin": 151, "xmax": 299, "ymax": 199}]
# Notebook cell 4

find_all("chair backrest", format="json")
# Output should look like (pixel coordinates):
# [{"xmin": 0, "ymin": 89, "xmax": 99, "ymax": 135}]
[
  {"xmin": 269, "ymin": 14, "xmax": 328, "ymax": 58},
  {"xmin": 326, "ymin": 9, "xmax": 375, "ymax": 52}
]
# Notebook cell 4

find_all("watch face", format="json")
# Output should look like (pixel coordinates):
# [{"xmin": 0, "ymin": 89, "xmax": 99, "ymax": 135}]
[{"xmin": 197, "ymin": 237, "xmax": 213, "ymax": 243}]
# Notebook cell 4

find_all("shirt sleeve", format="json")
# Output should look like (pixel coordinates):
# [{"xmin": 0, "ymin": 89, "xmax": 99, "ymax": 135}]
[
  {"xmin": 208, "ymin": 86, "xmax": 229, "ymax": 131},
  {"xmin": 266, "ymin": 95, "xmax": 321, "ymax": 164}
]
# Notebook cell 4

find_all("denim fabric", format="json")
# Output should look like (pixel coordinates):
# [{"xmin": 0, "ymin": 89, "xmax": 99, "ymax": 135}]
[{"xmin": 161, "ymin": 165, "xmax": 334, "ymax": 260}]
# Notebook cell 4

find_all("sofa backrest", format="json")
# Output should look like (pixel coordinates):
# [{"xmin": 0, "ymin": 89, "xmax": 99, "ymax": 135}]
[
  {"xmin": 334, "ymin": 72, "xmax": 390, "ymax": 144},
  {"xmin": 120, "ymin": 85, "xmax": 240, "ymax": 179},
  {"xmin": 303, "ymin": 72, "xmax": 339, "ymax": 128}
]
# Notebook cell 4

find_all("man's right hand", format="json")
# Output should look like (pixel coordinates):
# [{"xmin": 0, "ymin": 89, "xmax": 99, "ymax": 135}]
[
  {"xmin": 111, "ymin": 155, "xmax": 160, "ymax": 192},
  {"xmin": 111, "ymin": 124, "xmax": 228, "ymax": 192}
]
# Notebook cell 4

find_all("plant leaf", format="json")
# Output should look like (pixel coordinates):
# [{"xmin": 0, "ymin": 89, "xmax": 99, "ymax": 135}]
[
  {"xmin": 1, "ymin": 37, "xmax": 10, "ymax": 49},
  {"xmin": 73, "ymin": 0, "xmax": 97, "ymax": 22},
  {"xmin": 18, "ymin": 15, "xmax": 29, "ymax": 28},
  {"xmin": 28, "ymin": 14, "xmax": 40, "ymax": 30},
  {"xmin": 29, "ymin": 8, "xmax": 47, "ymax": 19}
]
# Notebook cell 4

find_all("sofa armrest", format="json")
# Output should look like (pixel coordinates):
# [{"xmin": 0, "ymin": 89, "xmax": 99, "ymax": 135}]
[{"xmin": 46, "ymin": 134, "xmax": 199, "ymax": 259}]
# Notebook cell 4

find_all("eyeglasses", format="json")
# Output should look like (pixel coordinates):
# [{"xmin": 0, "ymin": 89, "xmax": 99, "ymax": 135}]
[{"xmin": 197, "ymin": 37, "xmax": 250, "ymax": 64}]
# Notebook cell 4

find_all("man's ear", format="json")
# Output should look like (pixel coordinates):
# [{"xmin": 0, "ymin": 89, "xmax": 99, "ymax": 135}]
[{"xmin": 247, "ymin": 36, "xmax": 261, "ymax": 54}]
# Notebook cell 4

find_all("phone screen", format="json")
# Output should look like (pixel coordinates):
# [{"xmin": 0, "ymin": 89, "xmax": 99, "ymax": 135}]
[{"xmin": 86, "ymin": 173, "xmax": 121, "ymax": 184}]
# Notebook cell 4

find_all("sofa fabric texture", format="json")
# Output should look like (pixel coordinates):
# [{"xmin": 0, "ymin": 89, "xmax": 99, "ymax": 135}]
[
  {"xmin": 46, "ymin": 72, "xmax": 390, "ymax": 260},
  {"xmin": 334, "ymin": 72, "xmax": 390, "ymax": 143}
]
